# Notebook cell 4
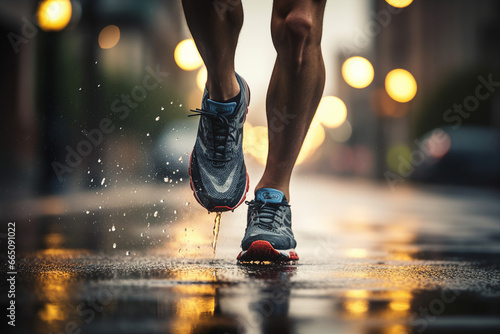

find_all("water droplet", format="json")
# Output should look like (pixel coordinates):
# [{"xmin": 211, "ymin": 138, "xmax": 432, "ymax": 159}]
[
  {"xmin": 98, "ymin": 158, "xmax": 101, "ymax": 163},
  {"xmin": 153, "ymin": 211, "xmax": 158, "ymax": 217},
  {"xmin": 180, "ymin": 178, "xmax": 183, "ymax": 182},
  {"xmin": 140, "ymin": 233, "xmax": 144, "ymax": 237},
  {"xmin": 179, "ymin": 104, "xmax": 183, "ymax": 107},
  {"xmin": 174, "ymin": 210, "xmax": 177, "ymax": 214},
  {"xmin": 185, "ymin": 202, "xmax": 190, "ymax": 206},
  {"xmin": 99, "ymin": 206, "xmax": 102, "ymax": 209},
  {"xmin": 94, "ymin": 61, "xmax": 98, "ymax": 65},
  {"xmin": 170, "ymin": 101, "xmax": 173, "ymax": 104},
  {"xmin": 111, "ymin": 225, "xmax": 116, "ymax": 231},
  {"xmin": 155, "ymin": 116, "xmax": 160, "ymax": 121},
  {"xmin": 79, "ymin": 87, "xmax": 82, "ymax": 91},
  {"xmin": 125, "ymin": 251, "xmax": 130, "ymax": 256},
  {"xmin": 164, "ymin": 177, "xmax": 169, "ymax": 182},
  {"xmin": 162, "ymin": 229, "xmax": 166, "ymax": 233},
  {"xmin": 85, "ymin": 210, "xmax": 90, "ymax": 214},
  {"xmin": 113, "ymin": 243, "xmax": 116, "ymax": 248},
  {"xmin": 161, "ymin": 106, "xmax": 164, "ymax": 111},
  {"xmin": 97, "ymin": 84, "xmax": 101, "ymax": 88},
  {"xmin": 166, "ymin": 162, "xmax": 170, "ymax": 165},
  {"xmin": 160, "ymin": 199, "xmax": 164, "ymax": 203},
  {"xmin": 101, "ymin": 178, "xmax": 106, "ymax": 185},
  {"xmin": 146, "ymin": 133, "xmax": 150, "ymax": 137}
]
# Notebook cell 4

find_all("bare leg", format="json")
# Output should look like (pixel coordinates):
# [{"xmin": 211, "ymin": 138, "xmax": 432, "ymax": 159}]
[
  {"xmin": 181, "ymin": 0, "xmax": 243, "ymax": 101},
  {"xmin": 255, "ymin": 0, "xmax": 327, "ymax": 200}
]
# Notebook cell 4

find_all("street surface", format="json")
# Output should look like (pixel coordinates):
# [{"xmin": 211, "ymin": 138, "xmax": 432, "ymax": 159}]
[{"xmin": 1, "ymin": 173, "xmax": 499, "ymax": 334}]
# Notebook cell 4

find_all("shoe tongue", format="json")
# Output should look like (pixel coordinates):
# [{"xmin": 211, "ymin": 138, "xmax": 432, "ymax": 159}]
[
  {"xmin": 255, "ymin": 188, "xmax": 284, "ymax": 204},
  {"xmin": 206, "ymin": 99, "xmax": 237, "ymax": 116}
]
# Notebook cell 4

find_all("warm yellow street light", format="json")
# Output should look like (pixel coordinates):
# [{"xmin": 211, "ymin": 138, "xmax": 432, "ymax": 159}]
[
  {"xmin": 385, "ymin": 0, "xmax": 413, "ymax": 8},
  {"xmin": 385, "ymin": 69, "xmax": 417, "ymax": 103},
  {"xmin": 314, "ymin": 96, "xmax": 348, "ymax": 128},
  {"xmin": 174, "ymin": 39, "xmax": 203, "ymax": 71},
  {"xmin": 37, "ymin": 0, "xmax": 72, "ymax": 31},
  {"xmin": 342, "ymin": 56, "xmax": 374, "ymax": 89}
]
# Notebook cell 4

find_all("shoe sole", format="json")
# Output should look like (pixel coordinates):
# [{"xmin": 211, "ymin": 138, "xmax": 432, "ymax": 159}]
[
  {"xmin": 237, "ymin": 240, "xmax": 299, "ymax": 262},
  {"xmin": 188, "ymin": 76, "xmax": 251, "ymax": 213}
]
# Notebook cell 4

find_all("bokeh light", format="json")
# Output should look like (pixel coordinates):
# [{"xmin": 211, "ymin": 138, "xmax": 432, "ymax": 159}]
[
  {"xmin": 98, "ymin": 25, "xmax": 121, "ymax": 49},
  {"xmin": 385, "ymin": 0, "xmax": 413, "ymax": 8},
  {"xmin": 313, "ymin": 96, "xmax": 347, "ymax": 128},
  {"xmin": 243, "ymin": 123, "xmax": 268, "ymax": 165},
  {"xmin": 296, "ymin": 122, "xmax": 325, "ymax": 165},
  {"xmin": 385, "ymin": 69, "xmax": 417, "ymax": 103},
  {"xmin": 174, "ymin": 39, "xmax": 203, "ymax": 71},
  {"xmin": 342, "ymin": 56, "xmax": 374, "ymax": 89},
  {"xmin": 386, "ymin": 144, "xmax": 411, "ymax": 173},
  {"xmin": 244, "ymin": 121, "xmax": 325, "ymax": 166},
  {"xmin": 426, "ymin": 130, "xmax": 451, "ymax": 159},
  {"xmin": 196, "ymin": 67, "xmax": 207, "ymax": 91},
  {"xmin": 330, "ymin": 120, "xmax": 352, "ymax": 143},
  {"xmin": 37, "ymin": 0, "xmax": 72, "ymax": 31}
]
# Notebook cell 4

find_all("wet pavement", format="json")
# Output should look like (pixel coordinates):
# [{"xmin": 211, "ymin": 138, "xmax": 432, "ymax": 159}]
[{"xmin": 1, "ymin": 174, "xmax": 500, "ymax": 334}]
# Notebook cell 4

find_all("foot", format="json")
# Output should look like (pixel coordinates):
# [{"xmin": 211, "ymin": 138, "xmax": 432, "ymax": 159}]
[
  {"xmin": 189, "ymin": 73, "xmax": 250, "ymax": 212},
  {"xmin": 237, "ymin": 188, "xmax": 299, "ymax": 262}
]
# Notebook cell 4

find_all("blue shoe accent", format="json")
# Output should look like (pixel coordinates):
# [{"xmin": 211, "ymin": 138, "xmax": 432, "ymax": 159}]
[
  {"xmin": 239, "ymin": 188, "xmax": 297, "ymax": 259},
  {"xmin": 189, "ymin": 73, "xmax": 250, "ymax": 212},
  {"xmin": 255, "ymin": 188, "xmax": 285, "ymax": 204},
  {"xmin": 205, "ymin": 99, "xmax": 237, "ymax": 116}
]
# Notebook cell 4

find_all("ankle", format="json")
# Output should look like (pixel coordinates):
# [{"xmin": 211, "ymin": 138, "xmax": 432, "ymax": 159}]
[{"xmin": 207, "ymin": 75, "xmax": 240, "ymax": 101}]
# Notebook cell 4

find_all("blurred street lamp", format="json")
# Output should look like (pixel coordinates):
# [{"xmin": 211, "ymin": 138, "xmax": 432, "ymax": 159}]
[
  {"xmin": 342, "ymin": 56, "xmax": 374, "ymax": 89},
  {"xmin": 385, "ymin": 69, "xmax": 417, "ymax": 103},
  {"xmin": 98, "ymin": 25, "xmax": 121, "ymax": 49},
  {"xmin": 196, "ymin": 66, "xmax": 207, "ymax": 91},
  {"xmin": 314, "ymin": 96, "xmax": 348, "ymax": 128},
  {"xmin": 37, "ymin": 0, "xmax": 72, "ymax": 31},
  {"xmin": 385, "ymin": 0, "xmax": 413, "ymax": 8},
  {"xmin": 174, "ymin": 39, "xmax": 203, "ymax": 71}
]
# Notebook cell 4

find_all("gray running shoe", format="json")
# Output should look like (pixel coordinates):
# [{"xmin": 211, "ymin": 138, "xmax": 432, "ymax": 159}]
[
  {"xmin": 238, "ymin": 188, "xmax": 298, "ymax": 262},
  {"xmin": 189, "ymin": 73, "xmax": 250, "ymax": 212}
]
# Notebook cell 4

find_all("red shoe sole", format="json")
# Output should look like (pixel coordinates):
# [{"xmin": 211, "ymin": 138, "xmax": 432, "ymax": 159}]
[{"xmin": 237, "ymin": 240, "xmax": 299, "ymax": 263}]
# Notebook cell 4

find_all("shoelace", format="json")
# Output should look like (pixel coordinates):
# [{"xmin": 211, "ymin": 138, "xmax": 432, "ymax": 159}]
[
  {"xmin": 189, "ymin": 108, "xmax": 237, "ymax": 162},
  {"xmin": 246, "ymin": 200, "xmax": 290, "ymax": 232}
]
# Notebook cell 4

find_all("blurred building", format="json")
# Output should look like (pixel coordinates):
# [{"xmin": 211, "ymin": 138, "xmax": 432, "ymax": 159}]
[
  {"xmin": 333, "ymin": 0, "xmax": 500, "ymax": 186},
  {"xmin": 0, "ymin": 0, "xmax": 191, "ymax": 199}
]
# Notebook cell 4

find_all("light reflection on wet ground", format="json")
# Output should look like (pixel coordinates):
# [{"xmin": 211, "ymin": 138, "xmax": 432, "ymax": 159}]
[{"xmin": 2, "ymin": 176, "xmax": 500, "ymax": 333}]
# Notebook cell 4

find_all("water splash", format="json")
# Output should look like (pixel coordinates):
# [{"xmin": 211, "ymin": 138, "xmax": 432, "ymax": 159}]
[{"xmin": 212, "ymin": 212, "xmax": 222, "ymax": 256}]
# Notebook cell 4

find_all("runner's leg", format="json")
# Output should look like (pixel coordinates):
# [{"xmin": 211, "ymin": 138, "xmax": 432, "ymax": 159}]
[{"xmin": 255, "ymin": 0, "xmax": 327, "ymax": 200}]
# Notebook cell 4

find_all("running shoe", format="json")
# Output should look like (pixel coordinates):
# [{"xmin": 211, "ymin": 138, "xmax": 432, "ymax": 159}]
[
  {"xmin": 237, "ymin": 188, "xmax": 299, "ymax": 262},
  {"xmin": 189, "ymin": 73, "xmax": 250, "ymax": 212}
]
